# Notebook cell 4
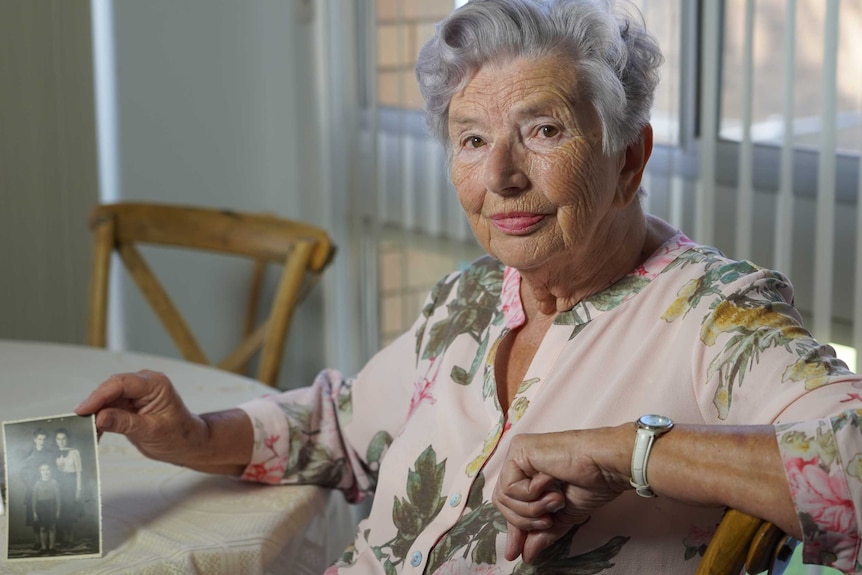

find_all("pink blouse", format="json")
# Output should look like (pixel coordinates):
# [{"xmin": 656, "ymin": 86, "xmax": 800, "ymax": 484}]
[{"xmin": 240, "ymin": 233, "xmax": 862, "ymax": 574}]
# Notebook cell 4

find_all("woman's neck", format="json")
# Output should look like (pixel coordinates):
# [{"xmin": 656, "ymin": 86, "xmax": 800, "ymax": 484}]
[{"xmin": 518, "ymin": 211, "xmax": 674, "ymax": 318}]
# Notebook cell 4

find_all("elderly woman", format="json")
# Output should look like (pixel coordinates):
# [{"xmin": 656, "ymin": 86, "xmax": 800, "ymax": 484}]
[{"xmin": 76, "ymin": 0, "xmax": 862, "ymax": 573}]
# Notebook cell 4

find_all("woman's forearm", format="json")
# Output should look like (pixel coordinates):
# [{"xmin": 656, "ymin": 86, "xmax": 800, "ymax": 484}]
[
  {"xmin": 642, "ymin": 424, "xmax": 800, "ymax": 538},
  {"xmin": 494, "ymin": 422, "xmax": 806, "ymax": 565}
]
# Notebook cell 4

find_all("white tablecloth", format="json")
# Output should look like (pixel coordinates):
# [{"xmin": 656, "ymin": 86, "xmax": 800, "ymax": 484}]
[{"xmin": 0, "ymin": 340, "xmax": 356, "ymax": 574}]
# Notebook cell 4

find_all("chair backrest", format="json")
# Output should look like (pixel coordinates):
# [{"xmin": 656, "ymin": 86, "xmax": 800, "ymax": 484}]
[
  {"xmin": 87, "ymin": 202, "xmax": 335, "ymax": 387},
  {"xmin": 696, "ymin": 508, "xmax": 798, "ymax": 575}
]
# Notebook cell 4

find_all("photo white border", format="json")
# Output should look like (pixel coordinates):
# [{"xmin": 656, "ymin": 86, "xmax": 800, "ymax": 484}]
[{"xmin": 3, "ymin": 413, "xmax": 102, "ymax": 562}]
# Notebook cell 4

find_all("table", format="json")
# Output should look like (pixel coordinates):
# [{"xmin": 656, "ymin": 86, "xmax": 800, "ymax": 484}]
[{"xmin": 0, "ymin": 340, "xmax": 356, "ymax": 574}]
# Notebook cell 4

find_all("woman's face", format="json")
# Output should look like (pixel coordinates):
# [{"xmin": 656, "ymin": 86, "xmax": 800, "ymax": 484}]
[
  {"xmin": 56, "ymin": 432, "xmax": 68, "ymax": 449},
  {"xmin": 448, "ymin": 54, "xmax": 631, "ymax": 273}
]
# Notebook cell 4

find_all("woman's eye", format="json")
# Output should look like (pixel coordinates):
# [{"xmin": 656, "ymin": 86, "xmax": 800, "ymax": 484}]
[
  {"xmin": 464, "ymin": 136, "xmax": 485, "ymax": 148},
  {"xmin": 539, "ymin": 125, "xmax": 560, "ymax": 138}
]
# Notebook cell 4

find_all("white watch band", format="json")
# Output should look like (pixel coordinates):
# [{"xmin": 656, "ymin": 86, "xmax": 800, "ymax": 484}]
[{"xmin": 630, "ymin": 415, "xmax": 673, "ymax": 498}]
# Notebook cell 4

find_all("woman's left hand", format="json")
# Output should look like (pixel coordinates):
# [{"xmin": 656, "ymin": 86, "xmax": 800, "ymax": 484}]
[{"xmin": 491, "ymin": 426, "xmax": 633, "ymax": 563}]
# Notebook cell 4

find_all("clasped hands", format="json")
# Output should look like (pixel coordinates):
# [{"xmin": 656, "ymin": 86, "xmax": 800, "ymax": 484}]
[{"xmin": 491, "ymin": 427, "xmax": 634, "ymax": 563}]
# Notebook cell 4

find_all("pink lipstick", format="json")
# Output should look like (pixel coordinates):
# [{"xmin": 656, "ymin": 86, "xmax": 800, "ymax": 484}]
[{"xmin": 490, "ymin": 213, "xmax": 546, "ymax": 234}]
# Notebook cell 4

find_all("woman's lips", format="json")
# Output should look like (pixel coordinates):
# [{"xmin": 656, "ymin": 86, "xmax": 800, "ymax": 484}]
[{"xmin": 490, "ymin": 213, "xmax": 546, "ymax": 234}]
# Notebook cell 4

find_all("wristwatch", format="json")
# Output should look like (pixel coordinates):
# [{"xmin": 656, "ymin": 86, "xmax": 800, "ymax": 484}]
[{"xmin": 630, "ymin": 414, "xmax": 674, "ymax": 498}]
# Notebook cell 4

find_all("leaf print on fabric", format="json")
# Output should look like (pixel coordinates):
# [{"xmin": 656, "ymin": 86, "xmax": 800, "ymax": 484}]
[
  {"xmin": 279, "ymin": 403, "xmax": 347, "ymax": 486},
  {"xmin": 661, "ymin": 256, "xmax": 760, "ymax": 323},
  {"xmin": 333, "ymin": 542, "xmax": 358, "ymax": 568},
  {"xmin": 703, "ymin": 297, "xmax": 852, "ymax": 419},
  {"xmin": 663, "ymin": 259, "xmax": 850, "ymax": 419},
  {"xmin": 482, "ymin": 335, "xmax": 505, "ymax": 400},
  {"xmin": 365, "ymin": 430, "xmax": 393, "ymax": 484},
  {"xmin": 829, "ymin": 409, "xmax": 862, "ymax": 433},
  {"xmin": 336, "ymin": 377, "xmax": 354, "ymax": 424},
  {"xmin": 371, "ymin": 446, "xmax": 448, "ymax": 572},
  {"xmin": 466, "ymin": 417, "xmax": 503, "ymax": 477},
  {"xmin": 426, "ymin": 473, "xmax": 508, "ymax": 573},
  {"xmin": 422, "ymin": 258, "xmax": 504, "ymax": 362},
  {"xmin": 703, "ymin": 300, "xmax": 806, "ymax": 418},
  {"xmin": 555, "ymin": 303, "xmax": 593, "ymax": 341},
  {"xmin": 682, "ymin": 524, "xmax": 715, "ymax": 560},
  {"xmin": 550, "ymin": 247, "xmax": 672, "ymax": 339},
  {"xmin": 777, "ymin": 429, "xmax": 838, "ymax": 468},
  {"xmin": 512, "ymin": 522, "xmax": 630, "ymax": 575},
  {"xmin": 659, "ymin": 244, "xmax": 728, "ymax": 277},
  {"xmin": 416, "ymin": 272, "xmax": 461, "ymax": 360},
  {"xmin": 452, "ymin": 330, "xmax": 492, "ymax": 386},
  {"xmin": 588, "ymin": 275, "xmax": 650, "ymax": 311},
  {"xmin": 782, "ymin": 344, "xmax": 853, "ymax": 391},
  {"xmin": 427, "ymin": 474, "xmax": 631, "ymax": 574},
  {"xmin": 509, "ymin": 396, "xmax": 530, "ymax": 424},
  {"xmin": 846, "ymin": 453, "xmax": 862, "ymax": 483},
  {"xmin": 432, "ymin": 558, "xmax": 505, "ymax": 574},
  {"xmin": 517, "ymin": 377, "xmax": 539, "ymax": 394}
]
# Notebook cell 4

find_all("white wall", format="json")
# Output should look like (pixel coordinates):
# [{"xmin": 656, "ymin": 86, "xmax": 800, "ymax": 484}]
[
  {"xmin": 0, "ymin": 0, "xmax": 99, "ymax": 345},
  {"xmin": 105, "ymin": 0, "xmax": 330, "ymax": 388}
]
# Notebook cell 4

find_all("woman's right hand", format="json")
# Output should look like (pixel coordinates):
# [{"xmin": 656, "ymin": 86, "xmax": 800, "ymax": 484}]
[
  {"xmin": 74, "ymin": 370, "xmax": 208, "ymax": 467},
  {"xmin": 75, "ymin": 370, "xmax": 254, "ymax": 475}
]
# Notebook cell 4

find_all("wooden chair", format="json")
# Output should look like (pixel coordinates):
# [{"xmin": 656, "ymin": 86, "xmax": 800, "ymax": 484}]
[
  {"xmin": 696, "ymin": 508, "xmax": 799, "ymax": 575},
  {"xmin": 87, "ymin": 202, "xmax": 335, "ymax": 387}
]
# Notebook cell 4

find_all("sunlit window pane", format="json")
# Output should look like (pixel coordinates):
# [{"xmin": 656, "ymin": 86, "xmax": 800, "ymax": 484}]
[
  {"xmin": 720, "ymin": 0, "xmax": 862, "ymax": 154},
  {"xmin": 640, "ymin": 1, "xmax": 682, "ymax": 146}
]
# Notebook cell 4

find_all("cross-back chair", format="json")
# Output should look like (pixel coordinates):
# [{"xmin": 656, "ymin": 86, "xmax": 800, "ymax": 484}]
[
  {"xmin": 696, "ymin": 508, "xmax": 799, "ymax": 575},
  {"xmin": 86, "ymin": 202, "xmax": 335, "ymax": 387}
]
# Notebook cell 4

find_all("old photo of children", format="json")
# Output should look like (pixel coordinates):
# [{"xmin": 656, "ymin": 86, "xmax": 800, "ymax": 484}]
[{"xmin": 3, "ymin": 414, "xmax": 102, "ymax": 561}]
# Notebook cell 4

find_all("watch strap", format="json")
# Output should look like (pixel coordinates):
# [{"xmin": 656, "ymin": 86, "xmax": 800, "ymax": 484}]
[
  {"xmin": 630, "ymin": 415, "xmax": 673, "ymax": 498},
  {"xmin": 630, "ymin": 427, "xmax": 658, "ymax": 497}
]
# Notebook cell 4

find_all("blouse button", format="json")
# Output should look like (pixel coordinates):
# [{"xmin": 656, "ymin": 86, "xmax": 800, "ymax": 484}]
[
  {"xmin": 449, "ymin": 492, "xmax": 462, "ymax": 507},
  {"xmin": 410, "ymin": 551, "xmax": 423, "ymax": 567}
]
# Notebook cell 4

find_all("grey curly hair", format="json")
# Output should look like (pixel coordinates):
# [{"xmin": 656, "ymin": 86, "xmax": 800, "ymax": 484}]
[{"xmin": 415, "ymin": 0, "xmax": 663, "ymax": 155}]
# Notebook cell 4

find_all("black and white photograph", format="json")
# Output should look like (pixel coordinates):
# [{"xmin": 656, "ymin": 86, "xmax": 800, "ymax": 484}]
[{"xmin": 3, "ymin": 414, "xmax": 102, "ymax": 561}]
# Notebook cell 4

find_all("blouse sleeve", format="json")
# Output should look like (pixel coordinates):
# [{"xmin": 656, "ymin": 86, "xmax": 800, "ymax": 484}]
[
  {"xmin": 235, "ymin": 288, "xmax": 442, "ymax": 503},
  {"xmin": 776, "ymin": 412, "xmax": 862, "ymax": 574},
  {"xmin": 676, "ymin": 261, "xmax": 862, "ymax": 572}
]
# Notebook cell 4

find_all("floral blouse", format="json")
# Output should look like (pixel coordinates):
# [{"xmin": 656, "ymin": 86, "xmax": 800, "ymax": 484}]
[{"xmin": 239, "ymin": 233, "xmax": 862, "ymax": 574}]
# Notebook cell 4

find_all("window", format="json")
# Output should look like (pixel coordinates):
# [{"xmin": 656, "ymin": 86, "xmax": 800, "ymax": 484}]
[{"xmin": 720, "ymin": 0, "xmax": 862, "ymax": 154}]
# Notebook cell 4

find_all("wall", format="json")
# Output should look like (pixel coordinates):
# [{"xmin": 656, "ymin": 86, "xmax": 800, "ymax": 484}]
[
  {"xmin": 106, "ymin": 0, "xmax": 328, "ymax": 388},
  {"xmin": 0, "ymin": 0, "xmax": 99, "ymax": 345}
]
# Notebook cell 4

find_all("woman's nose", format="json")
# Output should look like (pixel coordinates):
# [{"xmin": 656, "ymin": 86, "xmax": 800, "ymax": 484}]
[{"xmin": 482, "ymin": 142, "xmax": 528, "ymax": 196}]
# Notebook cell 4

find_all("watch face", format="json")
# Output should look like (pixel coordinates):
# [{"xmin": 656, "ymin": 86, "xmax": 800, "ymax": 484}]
[{"xmin": 639, "ymin": 414, "xmax": 673, "ymax": 429}]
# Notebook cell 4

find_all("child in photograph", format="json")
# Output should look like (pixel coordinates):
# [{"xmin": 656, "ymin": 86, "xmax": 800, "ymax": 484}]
[
  {"xmin": 31, "ymin": 463, "xmax": 61, "ymax": 555},
  {"xmin": 21, "ymin": 428, "xmax": 56, "ymax": 549}
]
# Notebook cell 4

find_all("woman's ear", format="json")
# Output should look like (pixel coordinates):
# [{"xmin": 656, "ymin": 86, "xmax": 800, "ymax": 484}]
[{"xmin": 614, "ymin": 124, "xmax": 653, "ymax": 206}]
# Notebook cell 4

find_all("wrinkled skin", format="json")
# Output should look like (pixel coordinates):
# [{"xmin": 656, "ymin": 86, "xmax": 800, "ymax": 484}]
[
  {"xmin": 75, "ymin": 370, "xmax": 209, "ymax": 467},
  {"xmin": 491, "ymin": 428, "xmax": 633, "ymax": 563},
  {"xmin": 447, "ymin": 54, "xmax": 650, "ymax": 315}
]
